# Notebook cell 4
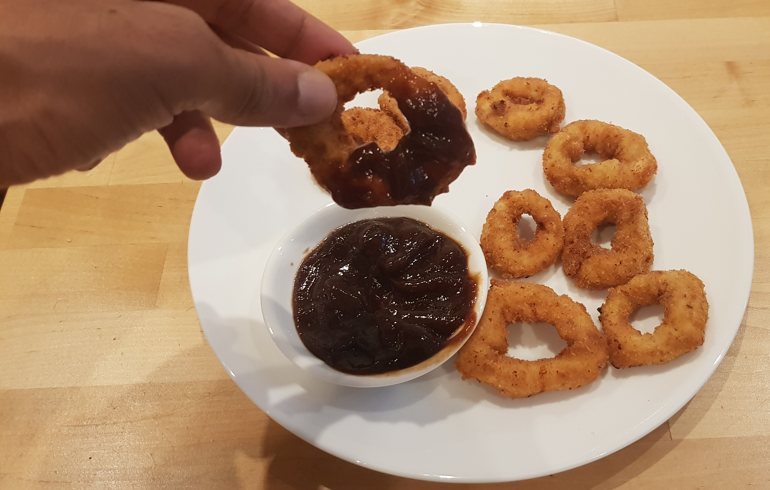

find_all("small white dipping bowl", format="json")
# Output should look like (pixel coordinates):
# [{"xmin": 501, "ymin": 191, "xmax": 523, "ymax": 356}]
[{"xmin": 260, "ymin": 203, "xmax": 489, "ymax": 388}]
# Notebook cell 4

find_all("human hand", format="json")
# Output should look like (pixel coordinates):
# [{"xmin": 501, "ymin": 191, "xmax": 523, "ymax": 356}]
[{"xmin": 0, "ymin": 0, "xmax": 357, "ymax": 186}]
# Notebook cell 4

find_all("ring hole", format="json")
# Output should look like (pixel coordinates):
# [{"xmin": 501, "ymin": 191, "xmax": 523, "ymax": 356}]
[
  {"xmin": 517, "ymin": 214, "xmax": 537, "ymax": 243},
  {"xmin": 506, "ymin": 322, "xmax": 567, "ymax": 360},
  {"xmin": 500, "ymin": 89, "xmax": 542, "ymax": 106},
  {"xmin": 573, "ymin": 151, "xmax": 606, "ymax": 166},
  {"xmin": 345, "ymin": 89, "xmax": 386, "ymax": 110},
  {"xmin": 592, "ymin": 223, "xmax": 616, "ymax": 249},
  {"xmin": 508, "ymin": 95, "xmax": 538, "ymax": 105},
  {"xmin": 629, "ymin": 304, "xmax": 665, "ymax": 334}
]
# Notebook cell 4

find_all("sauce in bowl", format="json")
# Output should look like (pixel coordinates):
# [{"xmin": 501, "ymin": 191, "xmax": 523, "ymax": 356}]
[{"xmin": 293, "ymin": 217, "xmax": 478, "ymax": 375}]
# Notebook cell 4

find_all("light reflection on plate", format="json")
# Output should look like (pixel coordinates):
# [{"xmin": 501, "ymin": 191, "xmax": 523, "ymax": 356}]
[{"xmin": 188, "ymin": 23, "xmax": 753, "ymax": 483}]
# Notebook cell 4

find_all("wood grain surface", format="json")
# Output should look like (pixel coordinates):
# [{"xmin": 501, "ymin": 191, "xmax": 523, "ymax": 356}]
[{"xmin": 2, "ymin": 1, "xmax": 769, "ymax": 488}]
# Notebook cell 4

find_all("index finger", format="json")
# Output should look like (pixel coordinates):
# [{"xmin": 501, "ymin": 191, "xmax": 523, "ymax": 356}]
[{"xmin": 161, "ymin": 0, "xmax": 357, "ymax": 63}]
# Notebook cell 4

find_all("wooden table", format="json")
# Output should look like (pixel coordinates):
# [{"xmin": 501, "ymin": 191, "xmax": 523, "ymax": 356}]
[{"xmin": 2, "ymin": 1, "xmax": 769, "ymax": 488}]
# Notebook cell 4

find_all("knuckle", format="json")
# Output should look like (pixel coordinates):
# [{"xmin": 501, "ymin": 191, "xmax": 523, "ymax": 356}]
[
  {"xmin": 136, "ymin": 5, "xmax": 225, "ymax": 108},
  {"xmin": 227, "ymin": 56, "xmax": 273, "ymax": 120}
]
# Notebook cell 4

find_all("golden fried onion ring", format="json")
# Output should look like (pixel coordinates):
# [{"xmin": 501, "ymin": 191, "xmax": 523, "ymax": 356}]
[
  {"xmin": 480, "ymin": 189, "xmax": 565, "ymax": 279},
  {"xmin": 599, "ymin": 270, "xmax": 709, "ymax": 368},
  {"xmin": 475, "ymin": 77, "xmax": 566, "ymax": 141},
  {"xmin": 282, "ymin": 55, "xmax": 475, "ymax": 209},
  {"xmin": 562, "ymin": 189, "xmax": 654, "ymax": 289},
  {"xmin": 543, "ymin": 120, "xmax": 658, "ymax": 198},
  {"xmin": 455, "ymin": 281, "xmax": 609, "ymax": 399}
]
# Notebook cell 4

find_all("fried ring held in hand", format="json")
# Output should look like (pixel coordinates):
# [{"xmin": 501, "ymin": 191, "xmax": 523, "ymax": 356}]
[
  {"xmin": 543, "ymin": 120, "xmax": 657, "ymax": 198},
  {"xmin": 562, "ymin": 189, "xmax": 654, "ymax": 289},
  {"xmin": 599, "ymin": 270, "xmax": 709, "ymax": 368},
  {"xmin": 282, "ymin": 55, "xmax": 475, "ymax": 209},
  {"xmin": 475, "ymin": 77, "xmax": 566, "ymax": 141},
  {"xmin": 480, "ymin": 189, "xmax": 565, "ymax": 279},
  {"xmin": 341, "ymin": 107, "xmax": 404, "ymax": 152},
  {"xmin": 382, "ymin": 67, "xmax": 467, "ymax": 120},
  {"xmin": 455, "ymin": 281, "xmax": 609, "ymax": 399},
  {"xmin": 341, "ymin": 67, "xmax": 467, "ymax": 152}
]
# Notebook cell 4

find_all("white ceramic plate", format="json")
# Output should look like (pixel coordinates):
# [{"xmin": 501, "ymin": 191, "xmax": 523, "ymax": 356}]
[{"xmin": 188, "ymin": 23, "xmax": 753, "ymax": 483}]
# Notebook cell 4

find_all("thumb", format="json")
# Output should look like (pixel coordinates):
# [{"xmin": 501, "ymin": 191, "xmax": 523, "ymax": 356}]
[{"xmin": 191, "ymin": 50, "xmax": 339, "ymax": 129}]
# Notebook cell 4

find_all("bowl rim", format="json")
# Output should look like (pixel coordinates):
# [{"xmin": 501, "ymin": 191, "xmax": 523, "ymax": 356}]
[{"xmin": 260, "ymin": 202, "xmax": 490, "ymax": 388}]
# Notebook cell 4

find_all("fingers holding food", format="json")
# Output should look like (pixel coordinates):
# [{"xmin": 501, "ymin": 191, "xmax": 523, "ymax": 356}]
[
  {"xmin": 455, "ymin": 281, "xmax": 609, "ymax": 399},
  {"xmin": 480, "ymin": 189, "xmax": 565, "ymax": 279},
  {"xmin": 281, "ymin": 54, "xmax": 475, "ymax": 209},
  {"xmin": 475, "ymin": 77, "xmax": 566, "ymax": 141},
  {"xmin": 599, "ymin": 270, "xmax": 709, "ymax": 368},
  {"xmin": 543, "ymin": 120, "xmax": 657, "ymax": 198},
  {"xmin": 562, "ymin": 189, "xmax": 654, "ymax": 289}
]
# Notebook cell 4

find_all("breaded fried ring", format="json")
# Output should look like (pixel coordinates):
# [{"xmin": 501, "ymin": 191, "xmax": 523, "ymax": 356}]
[
  {"xmin": 341, "ymin": 107, "xmax": 404, "ymax": 152},
  {"xmin": 376, "ymin": 92, "xmax": 410, "ymax": 129},
  {"xmin": 455, "ymin": 281, "xmax": 609, "ymax": 399},
  {"xmin": 341, "ymin": 67, "xmax": 465, "ymax": 152},
  {"xmin": 475, "ymin": 77, "xmax": 566, "ymax": 141},
  {"xmin": 381, "ymin": 67, "xmax": 467, "ymax": 120},
  {"xmin": 599, "ymin": 270, "xmax": 709, "ymax": 368},
  {"xmin": 543, "ymin": 120, "xmax": 658, "ymax": 198},
  {"xmin": 281, "ymin": 55, "xmax": 475, "ymax": 209},
  {"xmin": 562, "ymin": 189, "xmax": 654, "ymax": 289},
  {"xmin": 480, "ymin": 189, "xmax": 565, "ymax": 279}
]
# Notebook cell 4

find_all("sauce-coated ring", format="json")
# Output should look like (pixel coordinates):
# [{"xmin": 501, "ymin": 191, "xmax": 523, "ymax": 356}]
[{"xmin": 281, "ymin": 55, "xmax": 475, "ymax": 209}]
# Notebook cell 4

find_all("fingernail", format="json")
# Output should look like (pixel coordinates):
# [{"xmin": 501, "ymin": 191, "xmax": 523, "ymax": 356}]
[
  {"xmin": 76, "ymin": 157, "xmax": 103, "ymax": 172},
  {"xmin": 297, "ymin": 68, "xmax": 337, "ymax": 119}
]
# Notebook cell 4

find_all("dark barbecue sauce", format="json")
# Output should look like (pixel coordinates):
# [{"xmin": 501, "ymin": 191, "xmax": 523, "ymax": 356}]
[
  {"xmin": 293, "ymin": 217, "xmax": 477, "ymax": 375},
  {"xmin": 326, "ymin": 75, "xmax": 476, "ymax": 209}
]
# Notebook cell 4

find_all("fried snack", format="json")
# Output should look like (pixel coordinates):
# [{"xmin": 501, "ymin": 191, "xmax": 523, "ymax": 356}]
[
  {"xmin": 562, "ymin": 189, "xmax": 654, "ymax": 289},
  {"xmin": 341, "ymin": 67, "xmax": 467, "ymax": 152},
  {"xmin": 543, "ymin": 120, "xmax": 658, "ymax": 198},
  {"xmin": 480, "ymin": 189, "xmax": 565, "ymax": 279},
  {"xmin": 341, "ymin": 107, "xmax": 405, "ymax": 152},
  {"xmin": 375, "ymin": 91, "xmax": 410, "ymax": 133},
  {"xmin": 384, "ymin": 67, "xmax": 467, "ymax": 120},
  {"xmin": 455, "ymin": 281, "xmax": 609, "ymax": 399},
  {"xmin": 281, "ymin": 54, "xmax": 475, "ymax": 209},
  {"xmin": 475, "ymin": 77, "xmax": 566, "ymax": 141},
  {"xmin": 599, "ymin": 270, "xmax": 709, "ymax": 368}
]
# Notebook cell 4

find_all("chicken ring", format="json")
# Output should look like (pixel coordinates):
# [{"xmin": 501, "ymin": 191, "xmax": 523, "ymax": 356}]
[
  {"xmin": 475, "ymin": 77, "xmax": 566, "ymax": 141},
  {"xmin": 480, "ymin": 189, "xmax": 565, "ymax": 279},
  {"xmin": 281, "ymin": 55, "xmax": 475, "ymax": 209},
  {"xmin": 543, "ymin": 120, "xmax": 658, "ymax": 198},
  {"xmin": 599, "ymin": 270, "xmax": 709, "ymax": 368},
  {"xmin": 455, "ymin": 281, "xmax": 609, "ymax": 399},
  {"xmin": 562, "ymin": 189, "xmax": 654, "ymax": 289}
]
